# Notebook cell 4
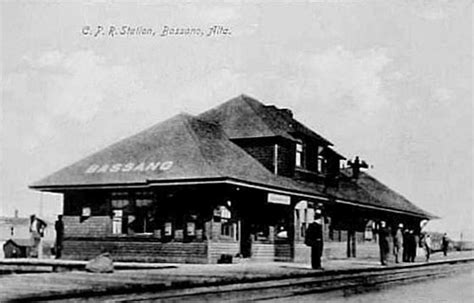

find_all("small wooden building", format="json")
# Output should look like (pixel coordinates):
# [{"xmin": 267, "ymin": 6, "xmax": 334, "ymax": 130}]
[
  {"xmin": 3, "ymin": 239, "xmax": 33, "ymax": 258},
  {"xmin": 30, "ymin": 95, "xmax": 435, "ymax": 263}
]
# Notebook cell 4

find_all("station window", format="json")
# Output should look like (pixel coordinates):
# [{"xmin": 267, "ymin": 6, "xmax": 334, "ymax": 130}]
[
  {"xmin": 111, "ymin": 192, "xmax": 130, "ymax": 235},
  {"xmin": 187, "ymin": 221, "xmax": 196, "ymax": 237},
  {"xmin": 129, "ymin": 201, "xmax": 154, "ymax": 234},
  {"xmin": 317, "ymin": 146, "xmax": 326, "ymax": 173},
  {"xmin": 164, "ymin": 222, "xmax": 173, "ymax": 237},
  {"xmin": 255, "ymin": 224, "xmax": 270, "ymax": 240},
  {"xmin": 129, "ymin": 192, "xmax": 155, "ymax": 234},
  {"xmin": 213, "ymin": 205, "xmax": 235, "ymax": 238},
  {"xmin": 301, "ymin": 209, "xmax": 308, "ymax": 238},
  {"xmin": 329, "ymin": 225, "xmax": 334, "ymax": 241},
  {"xmin": 110, "ymin": 191, "xmax": 156, "ymax": 235},
  {"xmin": 296, "ymin": 142, "xmax": 304, "ymax": 167},
  {"xmin": 295, "ymin": 201, "xmax": 314, "ymax": 240},
  {"xmin": 221, "ymin": 218, "xmax": 234, "ymax": 237},
  {"xmin": 364, "ymin": 221, "xmax": 375, "ymax": 241},
  {"xmin": 112, "ymin": 209, "xmax": 123, "ymax": 234},
  {"xmin": 185, "ymin": 214, "xmax": 198, "ymax": 238}
]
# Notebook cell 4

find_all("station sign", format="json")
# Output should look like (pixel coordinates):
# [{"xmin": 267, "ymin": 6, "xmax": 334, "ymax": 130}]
[
  {"xmin": 84, "ymin": 161, "xmax": 173, "ymax": 174},
  {"xmin": 267, "ymin": 193, "xmax": 291, "ymax": 205}
]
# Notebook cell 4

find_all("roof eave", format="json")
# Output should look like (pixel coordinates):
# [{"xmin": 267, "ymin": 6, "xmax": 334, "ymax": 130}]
[{"xmin": 28, "ymin": 177, "xmax": 328, "ymax": 201}]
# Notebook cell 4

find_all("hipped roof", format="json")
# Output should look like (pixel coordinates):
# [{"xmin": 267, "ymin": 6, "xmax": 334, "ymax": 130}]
[
  {"xmin": 321, "ymin": 170, "xmax": 436, "ymax": 219},
  {"xmin": 30, "ymin": 95, "xmax": 434, "ymax": 219},
  {"xmin": 347, "ymin": 171, "xmax": 437, "ymax": 219},
  {"xmin": 199, "ymin": 95, "xmax": 332, "ymax": 145},
  {"xmin": 30, "ymin": 114, "xmax": 326, "ymax": 198}
]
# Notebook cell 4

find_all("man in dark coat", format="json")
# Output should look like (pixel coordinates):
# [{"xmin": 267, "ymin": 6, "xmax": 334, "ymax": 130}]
[
  {"xmin": 378, "ymin": 221, "xmax": 390, "ymax": 265},
  {"xmin": 442, "ymin": 233, "xmax": 449, "ymax": 257},
  {"xmin": 305, "ymin": 209, "xmax": 324, "ymax": 269},
  {"xmin": 407, "ymin": 230, "xmax": 417, "ymax": 262},
  {"xmin": 55, "ymin": 215, "xmax": 64, "ymax": 258}
]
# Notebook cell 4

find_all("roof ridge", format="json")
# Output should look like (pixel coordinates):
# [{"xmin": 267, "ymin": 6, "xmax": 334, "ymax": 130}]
[
  {"xmin": 241, "ymin": 95, "xmax": 331, "ymax": 143},
  {"xmin": 240, "ymin": 95, "xmax": 282, "ymax": 138},
  {"xmin": 180, "ymin": 115, "xmax": 224, "ymax": 178}
]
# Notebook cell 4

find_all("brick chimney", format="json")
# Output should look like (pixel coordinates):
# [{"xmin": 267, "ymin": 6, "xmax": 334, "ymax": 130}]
[
  {"xmin": 279, "ymin": 108, "xmax": 293, "ymax": 118},
  {"xmin": 348, "ymin": 156, "xmax": 368, "ymax": 179},
  {"xmin": 264, "ymin": 105, "xmax": 293, "ymax": 118}
]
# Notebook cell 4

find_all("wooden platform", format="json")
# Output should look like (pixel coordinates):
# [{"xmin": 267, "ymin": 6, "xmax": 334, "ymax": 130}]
[{"xmin": 1, "ymin": 251, "xmax": 473, "ymax": 302}]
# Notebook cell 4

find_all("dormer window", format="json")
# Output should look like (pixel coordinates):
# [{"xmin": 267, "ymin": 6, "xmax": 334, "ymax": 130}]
[
  {"xmin": 295, "ymin": 142, "xmax": 304, "ymax": 167},
  {"xmin": 317, "ymin": 146, "xmax": 326, "ymax": 173}
]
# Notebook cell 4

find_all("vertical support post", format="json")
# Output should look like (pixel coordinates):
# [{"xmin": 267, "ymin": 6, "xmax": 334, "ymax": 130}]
[
  {"xmin": 351, "ymin": 230, "xmax": 356, "ymax": 257},
  {"xmin": 274, "ymin": 144, "xmax": 279, "ymax": 175},
  {"xmin": 346, "ymin": 230, "xmax": 351, "ymax": 258},
  {"xmin": 288, "ymin": 197, "xmax": 296, "ymax": 261},
  {"xmin": 346, "ymin": 229, "xmax": 356, "ymax": 258}
]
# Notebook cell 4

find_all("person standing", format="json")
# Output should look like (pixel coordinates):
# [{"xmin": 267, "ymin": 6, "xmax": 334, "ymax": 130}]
[
  {"xmin": 393, "ymin": 224, "xmax": 404, "ymax": 263},
  {"xmin": 305, "ymin": 209, "xmax": 324, "ymax": 269},
  {"xmin": 378, "ymin": 221, "xmax": 390, "ymax": 265},
  {"xmin": 423, "ymin": 234, "xmax": 432, "ymax": 262},
  {"xmin": 406, "ymin": 229, "xmax": 417, "ymax": 262},
  {"xmin": 442, "ymin": 233, "xmax": 449, "ymax": 257},
  {"xmin": 402, "ymin": 229, "xmax": 410, "ymax": 262},
  {"xmin": 412, "ymin": 231, "xmax": 420, "ymax": 262},
  {"xmin": 54, "ymin": 215, "xmax": 64, "ymax": 259},
  {"xmin": 29, "ymin": 214, "xmax": 47, "ymax": 258}
]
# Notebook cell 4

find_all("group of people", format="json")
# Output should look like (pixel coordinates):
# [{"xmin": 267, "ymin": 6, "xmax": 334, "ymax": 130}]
[
  {"xmin": 305, "ymin": 212, "xmax": 450, "ymax": 269},
  {"xmin": 380, "ymin": 223, "xmax": 419, "ymax": 265},
  {"xmin": 28, "ymin": 214, "xmax": 64, "ymax": 259},
  {"xmin": 378, "ymin": 221, "xmax": 449, "ymax": 265}
]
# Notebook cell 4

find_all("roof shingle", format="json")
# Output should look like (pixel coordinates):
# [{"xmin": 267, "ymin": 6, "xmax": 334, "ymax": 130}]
[
  {"xmin": 30, "ymin": 95, "xmax": 435, "ymax": 219},
  {"xmin": 199, "ymin": 94, "xmax": 332, "ymax": 144}
]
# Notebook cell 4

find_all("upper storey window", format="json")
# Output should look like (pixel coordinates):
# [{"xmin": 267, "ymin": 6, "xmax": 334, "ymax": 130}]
[
  {"xmin": 295, "ymin": 142, "xmax": 304, "ymax": 168},
  {"xmin": 317, "ymin": 146, "xmax": 326, "ymax": 173}
]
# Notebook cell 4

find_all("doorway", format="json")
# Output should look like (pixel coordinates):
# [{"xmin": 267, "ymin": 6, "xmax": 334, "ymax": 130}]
[{"xmin": 240, "ymin": 219, "xmax": 252, "ymax": 258}]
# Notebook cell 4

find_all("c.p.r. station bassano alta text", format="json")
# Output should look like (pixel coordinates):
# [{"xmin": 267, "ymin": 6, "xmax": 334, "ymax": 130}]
[{"xmin": 82, "ymin": 25, "xmax": 231, "ymax": 38}]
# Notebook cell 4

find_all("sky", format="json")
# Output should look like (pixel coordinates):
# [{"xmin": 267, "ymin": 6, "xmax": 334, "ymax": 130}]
[{"xmin": 1, "ymin": 0, "xmax": 472, "ymax": 240}]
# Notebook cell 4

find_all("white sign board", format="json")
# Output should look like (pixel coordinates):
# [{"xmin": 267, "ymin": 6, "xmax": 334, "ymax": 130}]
[{"xmin": 267, "ymin": 193, "xmax": 291, "ymax": 205}]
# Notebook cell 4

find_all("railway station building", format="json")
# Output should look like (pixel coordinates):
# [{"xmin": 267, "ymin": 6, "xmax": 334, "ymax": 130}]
[{"xmin": 30, "ymin": 95, "xmax": 435, "ymax": 263}]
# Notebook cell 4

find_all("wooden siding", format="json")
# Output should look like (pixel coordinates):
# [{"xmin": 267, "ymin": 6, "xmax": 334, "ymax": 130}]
[
  {"xmin": 274, "ymin": 242, "xmax": 292, "ymax": 261},
  {"xmin": 275, "ymin": 142, "xmax": 295, "ymax": 177},
  {"xmin": 62, "ymin": 239, "xmax": 208, "ymax": 263},
  {"xmin": 64, "ymin": 216, "xmax": 110, "ymax": 237},
  {"xmin": 251, "ymin": 243, "xmax": 275, "ymax": 262},
  {"xmin": 208, "ymin": 241, "xmax": 240, "ymax": 263},
  {"xmin": 236, "ymin": 142, "xmax": 276, "ymax": 173}
]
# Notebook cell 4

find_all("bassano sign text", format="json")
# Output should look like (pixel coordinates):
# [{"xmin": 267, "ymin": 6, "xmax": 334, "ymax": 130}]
[{"xmin": 85, "ymin": 161, "xmax": 173, "ymax": 174}]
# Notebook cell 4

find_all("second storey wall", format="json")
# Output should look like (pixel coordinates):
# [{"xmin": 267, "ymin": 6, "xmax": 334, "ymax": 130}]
[{"xmin": 233, "ymin": 138, "xmax": 295, "ymax": 177}]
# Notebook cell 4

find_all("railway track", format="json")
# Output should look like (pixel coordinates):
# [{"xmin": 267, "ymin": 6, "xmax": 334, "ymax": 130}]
[{"xmin": 75, "ymin": 257, "xmax": 474, "ymax": 302}]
